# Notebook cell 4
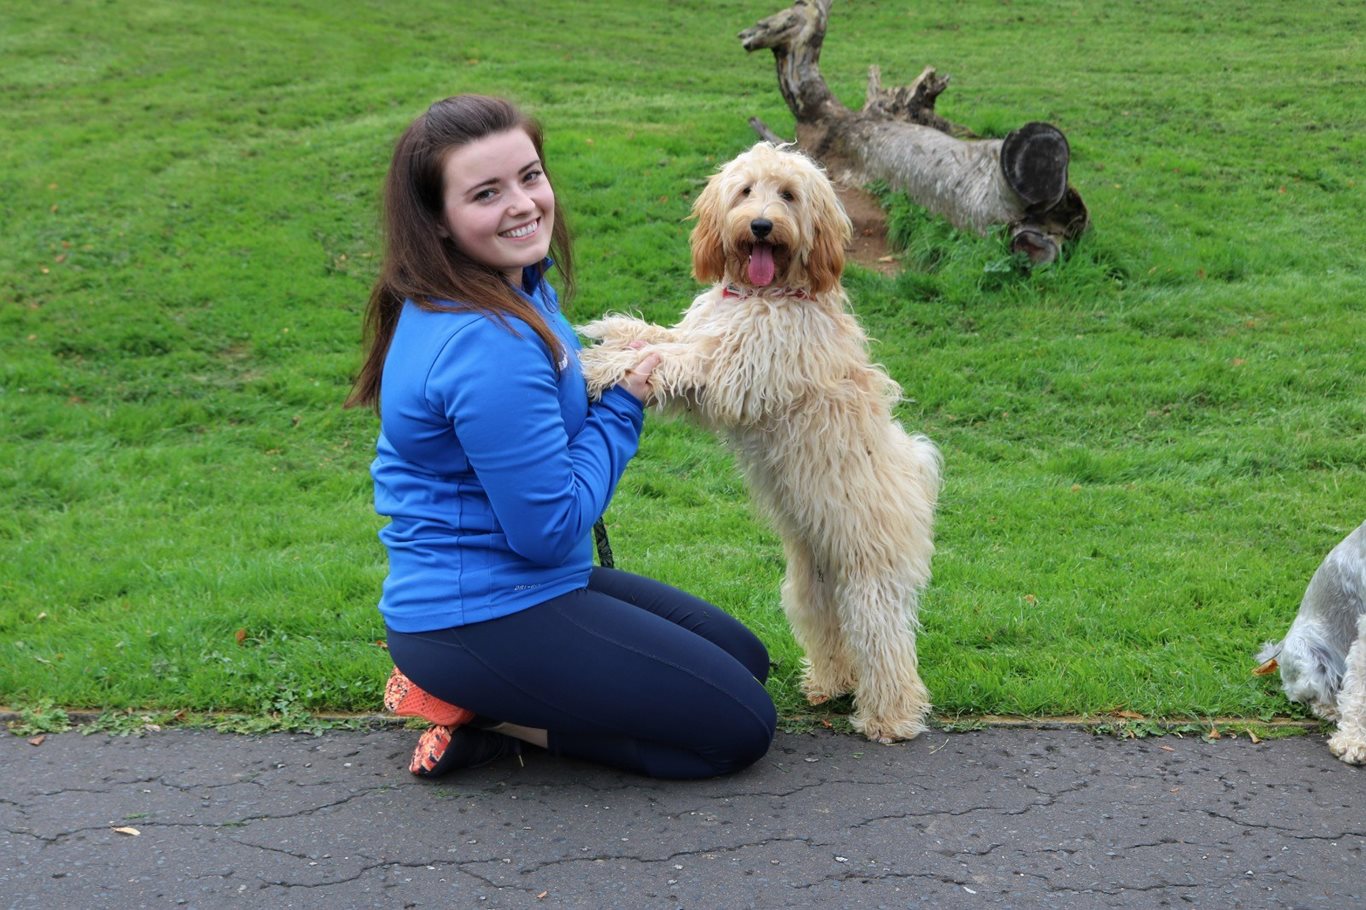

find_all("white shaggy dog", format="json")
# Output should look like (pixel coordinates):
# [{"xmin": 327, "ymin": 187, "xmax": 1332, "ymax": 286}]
[
  {"xmin": 578, "ymin": 142, "xmax": 942, "ymax": 742},
  {"xmin": 1255, "ymin": 520, "xmax": 1366, "ymax": 764}
]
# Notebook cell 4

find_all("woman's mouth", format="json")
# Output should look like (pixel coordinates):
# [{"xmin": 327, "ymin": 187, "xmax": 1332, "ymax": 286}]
[{"xmin": 500, "ymin": 219, "xmax": 540, "ymax": 240}]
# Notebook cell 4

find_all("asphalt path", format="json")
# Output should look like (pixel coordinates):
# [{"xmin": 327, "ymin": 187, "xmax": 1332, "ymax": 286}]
[{"xmin": 3, "ymin": 725, "xmax": 1361, "ymax": 909}]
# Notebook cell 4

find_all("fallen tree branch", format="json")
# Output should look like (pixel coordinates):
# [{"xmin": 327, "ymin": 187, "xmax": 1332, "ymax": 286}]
[{"xmin": 739, "ymin": 0, "xmax": 1089, "ymax": 264}]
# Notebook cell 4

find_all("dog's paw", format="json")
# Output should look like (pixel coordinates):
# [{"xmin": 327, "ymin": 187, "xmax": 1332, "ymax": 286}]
[
  {"xmin": 1311, "ymin": 699, "xmax": 1341, "ymax": 722},
  {"xmin": 1327, "ymin": 728, "xmax": 1366, "ymax": 765},
  {"xmin": 576, "ymin": 314, "xmax": 665, "ymax": 349},
  {"xmin": 800, "ymin": 658, "xmax": 856, "ymax": 706},
  {"xmin": 853, "ymin": 714, "xmax": 928, "ymax": 745},
  {"xmin": 803, "ymin": 686, "xmax": 851, "ymax": 708},
  {"xmin": 578, "ymin": 345, "xmax": 640, "ymax": 401},
  {"xmin": 851, "ymin": 679, "xmax": 932, "ymax": 744}
]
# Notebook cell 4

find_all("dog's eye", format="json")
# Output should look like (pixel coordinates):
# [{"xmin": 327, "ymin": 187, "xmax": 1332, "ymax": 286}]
[
  {"xmin": 741, "ymin": 186, "xmax": 751, "ymax": 197},
  {"xmin": 781, "ymin": 190, "xmax": 796, "ymax": 202}
]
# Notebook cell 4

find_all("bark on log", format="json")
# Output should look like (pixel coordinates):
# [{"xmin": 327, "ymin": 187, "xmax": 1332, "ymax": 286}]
[{"xmin": 739, "ymin": 0, "xmax": 1088, "ymax": 265}]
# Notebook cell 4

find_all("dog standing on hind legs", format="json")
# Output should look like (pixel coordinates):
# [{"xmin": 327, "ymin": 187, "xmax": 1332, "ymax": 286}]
[{"xmin": 578, "ymin": 142, "xmax": 942, "ymax": 742}]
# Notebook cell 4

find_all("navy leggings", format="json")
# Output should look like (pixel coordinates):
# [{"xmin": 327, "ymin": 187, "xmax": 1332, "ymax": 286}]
[{"xmin": 385, "ymin": 568, "xmax": 777, "ymax": 780}]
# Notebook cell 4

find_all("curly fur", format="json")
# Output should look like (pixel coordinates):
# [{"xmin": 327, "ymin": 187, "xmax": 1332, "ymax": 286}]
[
  {"xmin": 1255, "ymin": 520, "xmax": 1366, "ymax": 764},
  {"xmin": 578, "ymin": 142, "xmax": 942, "ymax": 742}
]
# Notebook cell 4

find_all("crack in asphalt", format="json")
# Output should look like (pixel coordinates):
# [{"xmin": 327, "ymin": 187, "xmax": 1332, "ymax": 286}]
[
  {"xmin": 5, "ymin": 727, "xmax": 1361, "ymax": 906},
  {"xmin": 1200, "ymin": 808, "xmax": 1366, "ymax": 840}
]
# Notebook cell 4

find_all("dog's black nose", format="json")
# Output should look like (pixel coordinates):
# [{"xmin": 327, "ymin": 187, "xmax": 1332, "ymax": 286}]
[{"xmin": 750, "ymin": 218, "xmax": 773, "ymax": 239}]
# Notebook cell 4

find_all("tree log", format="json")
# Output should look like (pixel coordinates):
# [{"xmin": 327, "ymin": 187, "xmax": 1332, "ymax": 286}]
[{"xmin": 739, "ymin": 0, "xmax": 1088, "ymax": 264}]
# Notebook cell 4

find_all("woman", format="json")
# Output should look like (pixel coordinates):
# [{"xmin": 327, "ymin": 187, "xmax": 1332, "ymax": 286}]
[{"xmin": 346, "ymin": 95, "xmax": 776, "ymax": 780}]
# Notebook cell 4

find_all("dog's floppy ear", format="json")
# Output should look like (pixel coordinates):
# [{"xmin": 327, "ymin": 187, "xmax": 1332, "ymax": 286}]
[
  {"xmin": 803, "ymin": 176, "xmax": 852, "ymax": 294},
  {"xmin": 689, "ymin": 173, "xmax": 727, "ymax": 284},
  {"xmin": 1308, "ymin": 641, "xmax": 1347, "ymax": 693}
]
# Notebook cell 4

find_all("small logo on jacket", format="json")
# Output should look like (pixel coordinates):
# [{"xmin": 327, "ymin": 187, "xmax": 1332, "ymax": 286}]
[{"xmin": 513, "ymin": 583, "xmax": 542, "ymax": 592}]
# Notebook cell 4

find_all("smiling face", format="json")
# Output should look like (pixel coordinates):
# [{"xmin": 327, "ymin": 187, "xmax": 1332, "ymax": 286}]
[{"xmin": 439, "ymin": 128, "xmax": 555, "ymax": 284}]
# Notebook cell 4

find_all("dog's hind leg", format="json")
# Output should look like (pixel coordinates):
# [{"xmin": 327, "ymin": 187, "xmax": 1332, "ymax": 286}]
[
  {"xmin": 839, "ymin": 570, "xmax": 931, "ymax": 743},
  {"xmin": 781, "ymin": 537, "xmax": 856, "ymax": 705},
  {"xmin": 1327, "ymin": 615, "xmax": 1366, "ymax": 765}
]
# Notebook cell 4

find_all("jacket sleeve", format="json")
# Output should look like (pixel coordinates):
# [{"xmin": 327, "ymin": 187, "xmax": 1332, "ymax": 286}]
[{"xmin": 425, "ymin": 317, "xmax": 644, "ymax": 565}]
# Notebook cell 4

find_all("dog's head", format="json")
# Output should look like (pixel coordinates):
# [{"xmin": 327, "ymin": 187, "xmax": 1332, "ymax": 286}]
[
  {"xmin": 689, "ymin": 142, "xmax": 851, "ymax": 294},
  {"xmin": 1258, "ymin": 616, "xmax": 1348, "ymax": 719}
]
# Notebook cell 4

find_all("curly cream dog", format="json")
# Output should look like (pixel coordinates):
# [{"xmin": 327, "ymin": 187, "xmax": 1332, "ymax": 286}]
[
  {"xmin": 1256, "ymin": 520, "xmax": 1366, "ymax": 764},
  {"xmin": 578, "ymin": 142, "xmax": 942, "ymax": 742}
]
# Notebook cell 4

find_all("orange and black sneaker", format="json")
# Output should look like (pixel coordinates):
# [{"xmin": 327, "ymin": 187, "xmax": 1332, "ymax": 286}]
[
  {"xmin": 409, "ymin": 724, "xmax": 520, "ymax": 778},
  {"xmin": 383, "ymin": 667, "xmax": 477, "ymax": 728}
]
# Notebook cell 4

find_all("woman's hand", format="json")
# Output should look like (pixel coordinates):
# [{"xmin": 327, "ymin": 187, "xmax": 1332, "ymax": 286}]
[{"xmin": 621, "ymin": 349, "xmax": 661, "ymax": 403}]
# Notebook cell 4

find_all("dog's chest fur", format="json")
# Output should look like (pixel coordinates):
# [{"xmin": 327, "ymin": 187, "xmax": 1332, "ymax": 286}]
[
  {"xmin": 680, "ymin": 288, "xmax": 912, "ymax": 527},
  {"xmin": 686, "ymin": 288, "xmax": 888, "ymax": 419}
]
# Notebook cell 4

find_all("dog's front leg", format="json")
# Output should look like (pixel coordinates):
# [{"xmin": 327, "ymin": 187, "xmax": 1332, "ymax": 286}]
[
  {"xmin": 579, "ymin": 338, "xmax": 709, "ymax": 407},
  {"xmin": 577, "ymin": 314, "xmax": 677, "ymax": 350},
  {"xmin": 577, "ymin": 315, "xmax": 681, "ymax": 401},
  {"xmin": 630, "ymin": 340, "xmax": 712, "ymax": 414},
  {"xmin": 1327, "ymin": 615, "xmax": 1366, "ymax": 765},
  {"xmin": 579, "ymin": 345, "xmax": 646, "ymax": 401}
]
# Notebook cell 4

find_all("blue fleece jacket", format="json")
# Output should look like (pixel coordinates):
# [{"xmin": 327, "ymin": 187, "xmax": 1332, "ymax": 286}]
[{"xmin": 371, "ymin": 269, "xmax": 644, "ymax": 633}]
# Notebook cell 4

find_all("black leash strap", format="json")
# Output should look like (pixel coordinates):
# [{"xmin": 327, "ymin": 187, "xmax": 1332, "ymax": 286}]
[{"xmin": 592, "ymin": 518, "xmax": 615, "ymax": 568}]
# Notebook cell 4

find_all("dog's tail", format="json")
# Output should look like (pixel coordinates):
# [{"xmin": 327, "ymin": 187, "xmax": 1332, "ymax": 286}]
[{"xmin": 905, "ymin": 433, "xmax": 944, "ymax": 505}]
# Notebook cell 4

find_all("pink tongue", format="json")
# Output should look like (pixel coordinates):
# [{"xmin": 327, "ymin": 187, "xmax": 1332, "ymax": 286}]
[{"xmin": 747, "ymin": 244, "xmax": 775, "ymax": 286}]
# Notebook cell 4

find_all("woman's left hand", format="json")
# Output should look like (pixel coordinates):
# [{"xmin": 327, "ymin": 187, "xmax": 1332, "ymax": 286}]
[{"xmin": 621, "ymin": 348, "xmax": 660, "ymax": 403}]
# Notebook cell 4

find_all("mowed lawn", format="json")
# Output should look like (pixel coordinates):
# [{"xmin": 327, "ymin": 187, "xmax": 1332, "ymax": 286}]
[{"xmin": 1, "ymin": 0, "xmax": 1362, "ymax": 733}]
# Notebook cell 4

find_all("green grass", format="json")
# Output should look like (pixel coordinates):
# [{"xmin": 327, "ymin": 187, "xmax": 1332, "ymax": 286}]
[{"xmin": 2, "ymin": 0, "xmax": 1363, "ymax": 732}]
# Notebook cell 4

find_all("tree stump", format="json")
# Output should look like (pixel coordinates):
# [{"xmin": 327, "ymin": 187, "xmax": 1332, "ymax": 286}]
[{"xmin": 739, "ymin": 0, "xmax": 1089, "ymax": 265}]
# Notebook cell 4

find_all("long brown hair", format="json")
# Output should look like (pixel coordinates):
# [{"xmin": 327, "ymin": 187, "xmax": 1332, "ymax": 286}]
[{"xmin": 345, "ymin": 95, "xmax": 574, "ymax": 411}]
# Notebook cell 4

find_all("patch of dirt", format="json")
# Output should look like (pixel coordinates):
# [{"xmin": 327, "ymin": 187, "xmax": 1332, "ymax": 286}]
[{"xmin": 835, "ymin": 182, "xmax": 899, "ymax": 276}]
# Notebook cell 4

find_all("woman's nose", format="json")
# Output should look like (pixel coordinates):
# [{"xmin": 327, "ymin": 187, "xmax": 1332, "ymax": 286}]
[{"xmin": 506, "ymin": 184, "xmax": 535, "ymax": 213}]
